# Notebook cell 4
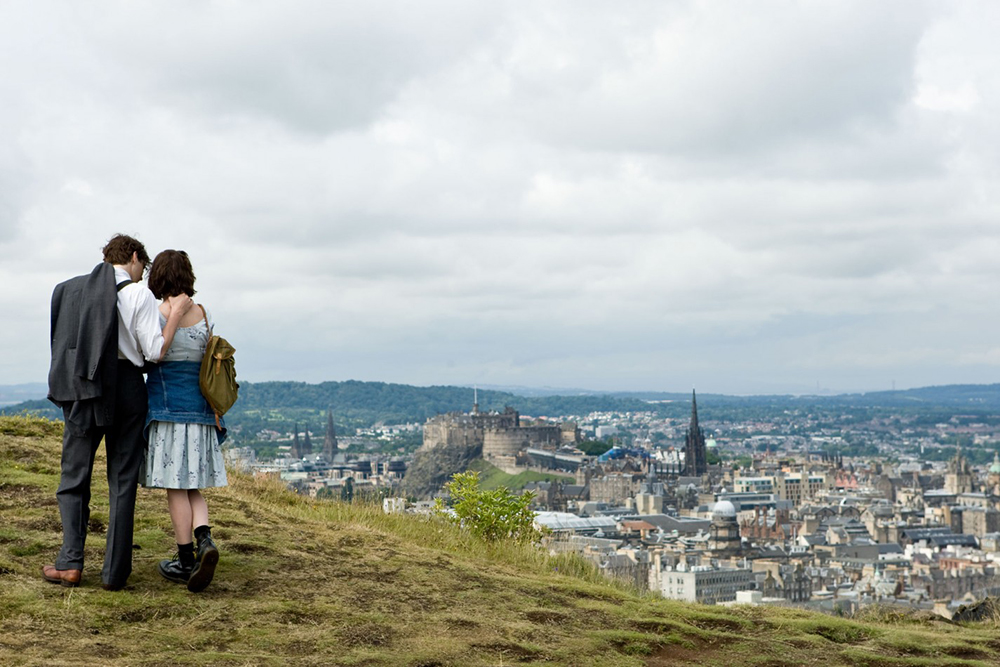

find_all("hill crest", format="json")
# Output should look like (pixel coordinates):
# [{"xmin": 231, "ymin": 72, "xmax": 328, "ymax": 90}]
[{"xmin": 2, "ymin": 415, "xmax": 1000, "ymax": 666}]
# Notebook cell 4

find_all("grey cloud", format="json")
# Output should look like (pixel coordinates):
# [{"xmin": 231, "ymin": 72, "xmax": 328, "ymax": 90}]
[
  {"xmin": 417, "ymin": 2, "xmax": 931, "ymax": 159},
  {"xmin": 96, "ymin": 2, "xmax": 504, "ymax": 135},
  {"xmin": 1, "ymin": 2, "xmax": 998, "ymax": 394}
]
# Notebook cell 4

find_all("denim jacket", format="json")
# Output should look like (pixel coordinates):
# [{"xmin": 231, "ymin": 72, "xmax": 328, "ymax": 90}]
[{"xmin": 145, "ymin": 360, "xmax": 227, "ymax": 444}]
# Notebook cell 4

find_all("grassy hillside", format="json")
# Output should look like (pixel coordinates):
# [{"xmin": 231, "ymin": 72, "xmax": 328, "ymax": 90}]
[
  {"xmin": 2, "ymin": 416, "xmax": 1000, "ymax": 666},
  {"xmin": 468, "ymin": 459, "xmax": 574, "ymax": 492}
]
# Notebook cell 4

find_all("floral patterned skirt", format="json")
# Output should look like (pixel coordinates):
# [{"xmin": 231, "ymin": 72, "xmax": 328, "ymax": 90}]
[{"xmin": 142, "ymin": 421, "xmax": 228, "ymax": 490}]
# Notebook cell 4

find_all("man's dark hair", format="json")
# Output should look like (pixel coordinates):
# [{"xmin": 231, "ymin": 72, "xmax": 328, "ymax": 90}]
[
  {"xmin": 148, "ymin": 249, "xmax": 197, "ymax": 299},
  {"xmin": 102, "ymin": 234, "xmax": 150, "ymax": 267}
]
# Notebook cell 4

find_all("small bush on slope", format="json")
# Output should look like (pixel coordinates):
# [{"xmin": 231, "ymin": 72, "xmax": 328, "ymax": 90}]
[{"xmin": 436, "ymin": 471, "xmax": 540, "ymax": 544}]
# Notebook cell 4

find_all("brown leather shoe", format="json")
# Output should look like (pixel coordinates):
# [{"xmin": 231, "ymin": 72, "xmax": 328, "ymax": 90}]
[{"xmin": 42, "ymin": 565, "xmax": 81, "ymax": 588}]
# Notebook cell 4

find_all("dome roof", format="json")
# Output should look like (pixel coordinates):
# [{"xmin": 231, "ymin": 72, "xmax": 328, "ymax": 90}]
[{"xmin": 712, "ymin": 500, "xmax": 737, "ymax": 519}]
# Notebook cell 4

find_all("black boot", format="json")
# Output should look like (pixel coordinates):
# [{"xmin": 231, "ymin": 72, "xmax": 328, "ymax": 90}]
[
  {"xmin": 189, "ymin": 525, "xmax": 219, "ymax": 593},
  {"xmin": 158, "ymin": 542, "xmax": 195, "ymax": 584}
]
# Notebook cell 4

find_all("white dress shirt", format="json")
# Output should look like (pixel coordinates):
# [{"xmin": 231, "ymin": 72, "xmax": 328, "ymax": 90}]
[{"xmin": 114, "ymin": 266, "xmax": 165, "ymax": 366}]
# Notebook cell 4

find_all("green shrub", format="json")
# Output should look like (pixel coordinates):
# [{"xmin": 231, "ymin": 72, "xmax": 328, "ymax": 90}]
[{"xmin": 435, "ymin": 471, "xmax": 540, "ymax": 544}]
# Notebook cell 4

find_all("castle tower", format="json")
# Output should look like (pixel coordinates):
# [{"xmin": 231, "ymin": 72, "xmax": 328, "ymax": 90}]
[
  {"xmin": 323, "ymin": 408, "xmax": 338, "ymax": 461},
  {"xmin": 684, "ymin": 390, "xmax": 708, "ymax": 476}
]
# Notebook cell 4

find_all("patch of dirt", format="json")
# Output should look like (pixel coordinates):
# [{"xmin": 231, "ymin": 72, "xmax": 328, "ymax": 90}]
[
  {"xmin": 940, "ymin": 645, "xmax": 989, "ymax": 660},
  {"xmin": 119, "ymin": 608, "xmax": 158, "ymax": 623},
  {"xmin": 393, "ymin": 588, "xmax": 448, "ymax": 613},
  {"xmin": 634, "ymin": 619, "xmax": 685, "ymax": 634},
  {"xmin": 567, "ymin": 587, "xmax": 622, "ymax": 604},
  {"xmin": 277, "ymin": 608, "xmax": 329, "ymax": 626},
  {"xmin": 524, "ymin": 609, "xmax": 570, "ymax": 625},
  {"xmin": 0, "ymin": 483, "xmax": 40, "ymax": 501},
  {"xmin": 685, "ymin": 616, "xmax": 747, "ymax": 632},
  {"xmin": 805, "ymin": 624, "xmax": 871, "ymax": 645},
  {"xmin": 20, "ymin": 517, "xmax": 63, "ymax": 533},
  {"xmin": 471, "ymin": 641, "xmax": 542, "ymax": 662},
  {"xmin": 281, "ymin": 640, "xmax": 318, "ymax": 655},
  {"xmin": 651, "ymin": 643, "xmax": 819, "ymax": 667},
  {"xmin": 90, "ymin": 642, "xmax": 122, "ymax": 659},
  {"xmin": 88, "ymin": 518, "xmax": 106, "ymax": 534},
  {"xmin": 226, "ymin": 542, "xmax": 273, "ymax": 555},
  {"xmin": 443, "ymin": 616, "xmax": 480, "ymax": 630},
  {"xmin": 451, "ymin": 570, "xmax": 496, "ymax": 593},
  {"xmin": 338, "ymin": 623, "xmax": 395, "ymax": 647}
]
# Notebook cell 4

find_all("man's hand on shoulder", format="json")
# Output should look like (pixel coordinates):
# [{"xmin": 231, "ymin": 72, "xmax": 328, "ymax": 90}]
[{"xmin": 166, "ymin": 294, "xmax": 194, "ymax": 320}]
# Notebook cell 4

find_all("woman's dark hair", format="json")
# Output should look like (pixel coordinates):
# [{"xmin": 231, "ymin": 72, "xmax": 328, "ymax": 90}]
[
  {"xmin": 148, "ymin": 250, "xmax": 197, "ymax": 299},
  {"xmin": 102, "ymin": 234, "xmax": 150, "ymax": 267}
]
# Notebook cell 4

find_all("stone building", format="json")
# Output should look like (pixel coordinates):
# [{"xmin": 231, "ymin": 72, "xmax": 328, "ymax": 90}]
[
  {"xmin": 945, "ymin": 446, "xmax": 975, "ymax": 495},
  {"xmin": 988, "ymin": 452, "xmax": 1000, "ymax": 496},
  {"xmin": 755, "ymin": 561, "xmax": 812, "ymax": 603},
  {"xmin": 421, "ymin": 405, "xmax": 580, "ymax": 472},
  {"xmin": 707, "ymin": 500, "xmax": 742, "ymax": 557},
  {"xmin": 741, "ymin": 506, "xmax": 793, "ymax": 542},
  {"xmin": 590, "ymin": 472, "xmax": 643, "ymax": 505},
  {"xmin": 650, "ymin": 557, "xmax": 754, "ymax": 605},
  {"xmin": 959, "ymin": 506, "xmax": 1000, "ymax": 538}
]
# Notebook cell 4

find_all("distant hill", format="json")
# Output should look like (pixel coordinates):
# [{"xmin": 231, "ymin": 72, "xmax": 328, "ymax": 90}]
[
  {"xmin": 3, "ymin": 414, "xmax": 1000, "ymax": 665},
  {"xmin": 3, "ymin": 380, "xmax": 657, "ymax": 427},
  {"xmin": 0, "ymin": 383, "xmax": 46, "ymax": 407},
  {"xmin": 8, "ymin": 380, "xmax": 1000, "ymax": 431}
]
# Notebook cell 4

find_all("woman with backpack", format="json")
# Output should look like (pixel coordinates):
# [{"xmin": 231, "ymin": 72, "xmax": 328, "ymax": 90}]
[{"xmin": 142, "ymin": 249, "xmax": 228, "ymax": 593}]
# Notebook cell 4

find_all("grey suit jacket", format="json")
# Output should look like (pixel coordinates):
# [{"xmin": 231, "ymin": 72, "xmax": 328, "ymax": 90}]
[{"xmin": 47, "ymin": 263, "xmax": 119, "ymax": 416}]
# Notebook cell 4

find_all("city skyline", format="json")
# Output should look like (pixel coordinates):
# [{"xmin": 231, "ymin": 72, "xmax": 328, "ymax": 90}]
[{"xmin": 1, "ymin": 2, "xmax": 999, "ymax": 395}]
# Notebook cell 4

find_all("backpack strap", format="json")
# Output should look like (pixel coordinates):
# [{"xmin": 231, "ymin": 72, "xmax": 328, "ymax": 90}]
[
  {"xmin": 198, "ymin": 304, "xmax": 213, "ymax": 337},
  {"xmin": 116, "ymin": 280, "xmax": 134, "ymax": 292}
]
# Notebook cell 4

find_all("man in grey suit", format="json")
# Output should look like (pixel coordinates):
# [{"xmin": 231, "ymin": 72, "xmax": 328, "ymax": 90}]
[{"xmin": 43, "ymin": 234, "xmax": 192, "ymax": 590}]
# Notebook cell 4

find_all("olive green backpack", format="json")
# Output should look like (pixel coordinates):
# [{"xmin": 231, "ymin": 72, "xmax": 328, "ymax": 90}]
[{"xmin": 198, "ymin": 306, "xmax": 239, "ymax": 429}]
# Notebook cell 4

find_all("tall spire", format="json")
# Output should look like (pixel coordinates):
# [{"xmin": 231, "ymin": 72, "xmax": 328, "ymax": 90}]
[
  {"xmin": 290, "ymin": 422, "xmax": 301, "ymax": 460},
  {"xmin": 684, "ymin": 389, "xmax": 708, "ymax": 476},
  {"xmin": 323, "ymin": 407, "xmax": 338, "ymax": 461},
  {"xmin": 473, "ymin": 385, "xmax": 479, "ymax": 415},
  {"xmin": 690, "ymin": 389, "xmax": 699, "ymax": 431}
]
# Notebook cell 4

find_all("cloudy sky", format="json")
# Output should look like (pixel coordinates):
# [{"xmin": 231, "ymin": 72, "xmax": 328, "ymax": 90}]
[{"xmin": 1, "ymin": 1, "xmax": 998, "ymax": 395}]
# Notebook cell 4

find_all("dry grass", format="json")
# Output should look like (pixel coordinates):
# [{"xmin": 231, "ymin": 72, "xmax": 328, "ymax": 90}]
[{"xmin": 2, "ymin": 415, "xmax": 1000, "ymax": 666}]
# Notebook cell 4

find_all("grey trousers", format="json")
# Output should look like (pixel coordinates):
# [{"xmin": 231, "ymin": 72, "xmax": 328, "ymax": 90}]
[{"xmin": 55, "ymin": 361, "xmax": 147, "ymax": 588}]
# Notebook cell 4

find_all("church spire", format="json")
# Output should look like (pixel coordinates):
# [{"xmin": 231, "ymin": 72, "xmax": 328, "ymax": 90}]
[
  {"xmin": 290, "ymin": 422, "xmax": 301, "ymax": 460},
  {"xmin": 323, "ymin": 408, "xmax": 338, "ymax": 461},
  {"xmin": 690, "ymin": 389, "xmax": 699, "ymax": 431},
  {"xmin": 684, "ymin": 389, "xmax": 708, "ymax": 476}
]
